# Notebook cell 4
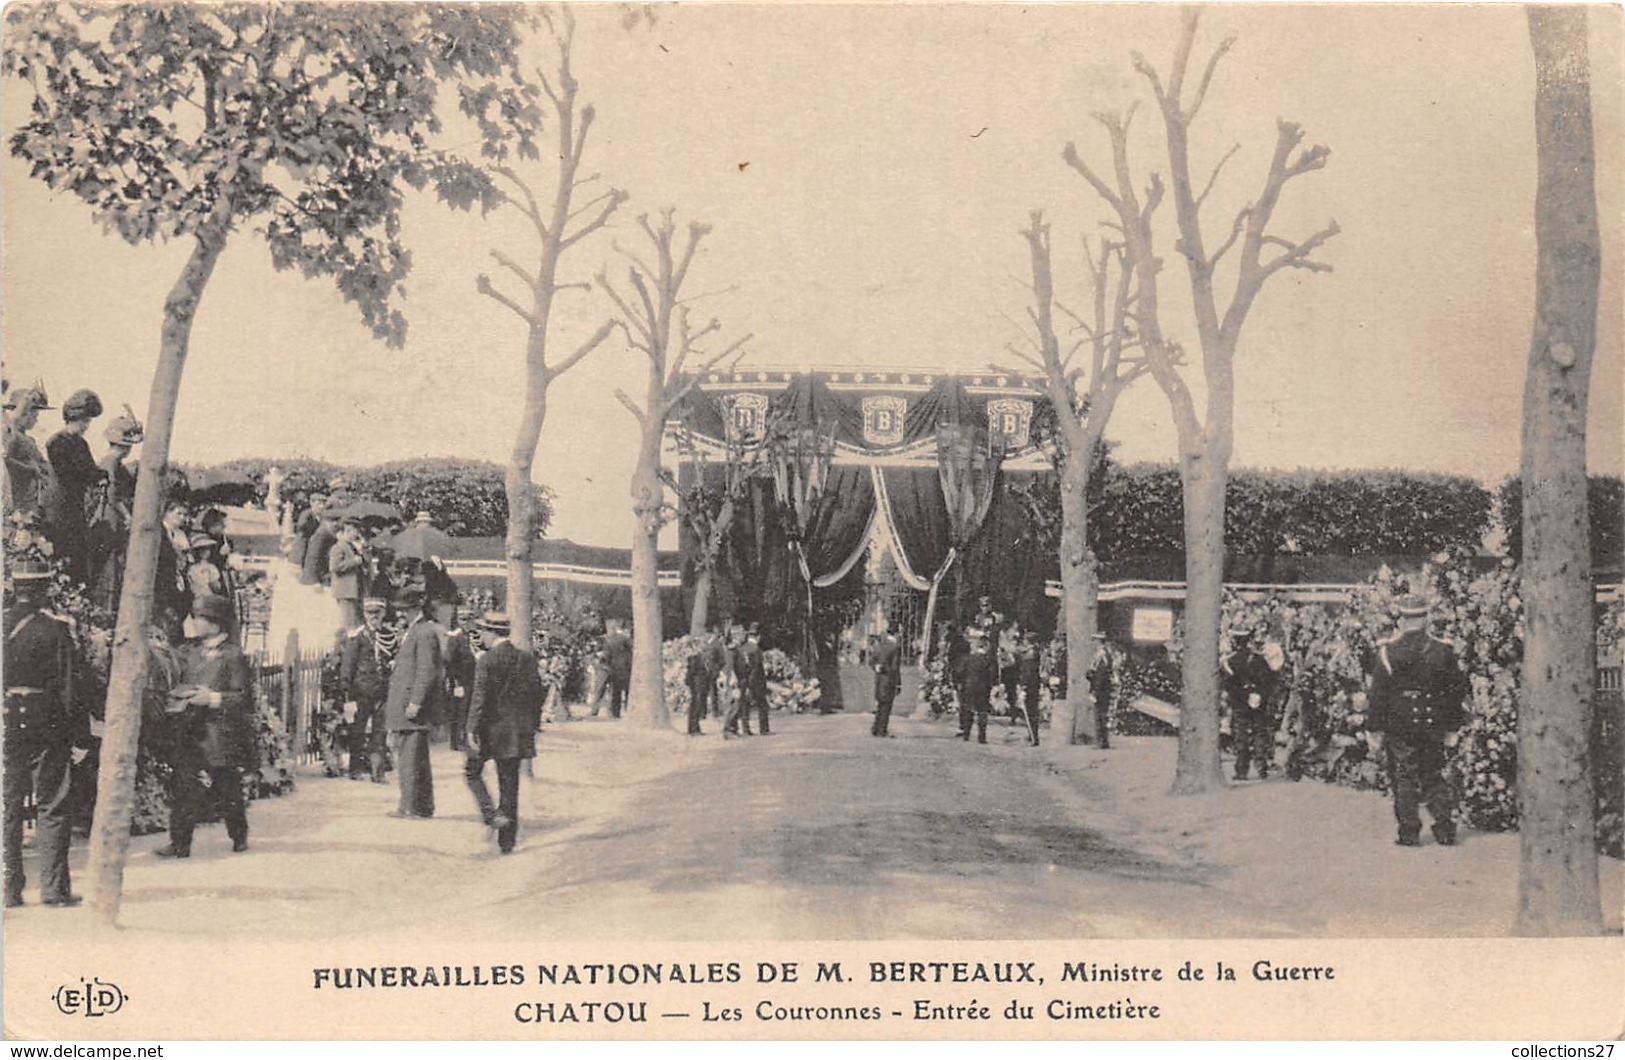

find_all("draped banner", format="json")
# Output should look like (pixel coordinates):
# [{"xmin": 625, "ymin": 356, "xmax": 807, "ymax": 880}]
[{"xmin": 673, "ymin": 369, "xmax": 1060, "ymax": 662}]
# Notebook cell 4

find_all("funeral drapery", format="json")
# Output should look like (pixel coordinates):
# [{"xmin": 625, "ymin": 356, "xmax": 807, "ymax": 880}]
[{"xmin": 673, "ymin": 369, "xmax": 1059, "ymax": 653}]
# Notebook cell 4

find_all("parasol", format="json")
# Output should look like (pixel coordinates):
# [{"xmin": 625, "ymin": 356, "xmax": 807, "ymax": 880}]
[
  {"xmin": 383, "ymin": 522, "xmax": 453, "ymax": 561},
  {"xmin": 325, "ymin": 499, "xmax": 403, "ymax": 525}
]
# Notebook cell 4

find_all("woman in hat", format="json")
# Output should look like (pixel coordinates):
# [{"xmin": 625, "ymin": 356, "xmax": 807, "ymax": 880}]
[{"xmin": 43, "ymin": 388, "xmax": 103, "ymax": 584}]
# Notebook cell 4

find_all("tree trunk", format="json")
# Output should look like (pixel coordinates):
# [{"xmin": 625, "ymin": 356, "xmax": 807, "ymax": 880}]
[
  {"xmin": 689, "ymin": 564, "xmax": 712, "ymax": 637},
  {"xmin": 628, "ymin": 422, "xmax": 669, "ymax": 729},
  {"xmin": 1172, "ymin": 452, "xmax": 1228, "ymax": 794},
  {"xmin": 87, "ymin": 216, "xmax": 231, "ymax": 925},
  {"xmin": 506, "ymin": 373, "xmax": 546, "ymax": 651},
  {"xmin": 1515, "ymin": 5, "xmax": 1603, "ymax": 937},
  {"xmin": 1057, "ymin": 445, "xmax": 1099, "ymax": 744}
]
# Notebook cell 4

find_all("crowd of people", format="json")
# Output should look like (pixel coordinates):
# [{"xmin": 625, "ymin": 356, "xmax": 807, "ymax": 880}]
[{"xmin": 2, "ymin": 383, "xmax": 1476, "ymax": 907}]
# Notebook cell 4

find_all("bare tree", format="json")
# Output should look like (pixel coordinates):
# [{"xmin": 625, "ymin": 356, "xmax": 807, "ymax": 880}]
[
  {"xmin": 1516, "ymin": 5, "xmax": 1604, "ymax": 937},
  {"xmin": 600, "ymin": 210, "xmax": 749, "ymax": 728},
  {"xmin": 475, "ymin": 8, "xmax": 626, "ymax": 651},
  {"xmin": 1002, "ymin": 213, "xmax": 1150, "ymax": 743},
  {"xmin": 663, "ymin": 430, "xmax": 762, "ymax": 637},
  {"xmin": 1063, "ymin": 8, "xmax": 1338, "ymax": 792}
]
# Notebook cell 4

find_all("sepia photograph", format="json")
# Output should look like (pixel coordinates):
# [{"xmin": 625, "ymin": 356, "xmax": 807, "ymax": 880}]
[{"xmin": 1, "ymin": 0, "xmax": 1622, "ymax": 1042}]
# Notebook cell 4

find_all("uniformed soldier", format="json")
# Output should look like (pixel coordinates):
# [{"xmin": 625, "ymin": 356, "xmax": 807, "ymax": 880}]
[
  {"xmin": 1365, "ymin": 595, "xmax": 1469, "ymax": 847},
  {"xmin": 1222, "ymin": 628, "xmax": 1282, "ymax": 780},
  {"xmin": 4, "ymin": 559, "xmax": 89, "ymax": 907},
  {"xmin": 870, "ymin": 621, "xmax": 902, "ymax": 738},
  {"xmin": 339, "ymin": 597, "xmax": 392, "ymax": 782}
]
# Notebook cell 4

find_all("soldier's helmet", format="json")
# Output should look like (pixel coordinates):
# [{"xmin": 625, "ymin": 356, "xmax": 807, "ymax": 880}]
[{"xmin": 1395, "ymin": 595, "xmax": 1429, "ymax": 618}]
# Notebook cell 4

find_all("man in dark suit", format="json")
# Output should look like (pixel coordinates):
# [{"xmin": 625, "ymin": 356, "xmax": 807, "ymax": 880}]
[
  {"xmin": 384, "ymin": 585, "xmax": 443, "ymax": 818},
  {"xmin": 1366, "ymin": 595, "xmax": 1470, "ymax": 847},
  {"xmin": 301, "ymin": 506, "xmax": 339, "ymax": 587},
  {"xmin": 684, "ymin": 645, "xmax": 709, "ymax": 736},
  {"xmin": 871, "ymin": 622, "xmax": 902, "ymax": 738},
  {"xmin": 442, "ymin": 604, "xmax": 478, "ymax": 752},
  {"xmin": 703, "ymin": 632, "xmax": 729, "ymax": 719},
  {"xmin": 464, "ymin": 612, "xmax": 543, "ymax": 854},
  {"xmin": 600, "ymin": 619, "xmax": 633, "ymax": 720},
  {"xmin": 722, "ymin": 625, "xmax": 754, "ymax": 738},
  {"xmin": 959, "ymin": 610, "xmax": 997, "ymax": 744},
  {"xmin": 4, "ymin": 559, "xmax": 90, "ymax": 906},
  {"xmin": 340, "ymin": 597, "xmax": 391, "ymax": 782},
  {"xmin": 1086, "ymin": 632, "xmax": 1114, "ymax": 750},
  {"xmin": 156, "ymin": 594, "xmax": 254, "ymax": 858}
]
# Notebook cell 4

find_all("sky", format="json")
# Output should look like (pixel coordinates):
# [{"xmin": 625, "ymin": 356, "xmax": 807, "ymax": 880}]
[{"xmin": 3, "ymin": 3, "xmax": 1621, "ymax": 548}]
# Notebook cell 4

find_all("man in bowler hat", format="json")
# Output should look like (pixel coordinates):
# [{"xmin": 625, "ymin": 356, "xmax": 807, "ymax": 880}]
[
  {"xmin": 1366, "ymin": 595, "xmax": 1470, "ymax": 847},
  {"xmin": 464, "ymin": 612, "xmax": 543, "ymax": 853},
  {"xmin": 156, "ymin": 593, "xmax": 254, "ymax": 857},
  {"xmin": 384, "ymin": 585, "xmax": 443, "ymax": 818},
  {"xmin": 4, "ymin": 559, "xmax": 90, "ymax": 905}
]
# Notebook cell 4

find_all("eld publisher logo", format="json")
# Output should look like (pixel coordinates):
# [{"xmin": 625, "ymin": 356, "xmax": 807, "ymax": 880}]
[{"xmin": 53, "ymin": 977, "xmax": 128, "ymax": 1018}]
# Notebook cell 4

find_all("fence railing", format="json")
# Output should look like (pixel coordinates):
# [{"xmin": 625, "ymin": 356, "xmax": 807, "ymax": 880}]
[{"xmin": 252, "ymin": 632, "xmax": 331, "ymax": 768}]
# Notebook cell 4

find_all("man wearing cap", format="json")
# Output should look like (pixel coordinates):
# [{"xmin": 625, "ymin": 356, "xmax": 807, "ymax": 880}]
[
  {"xmin": 156, "ymin": 594, "xmax": 254, "ymax": 858},
  {"xmin": 1365, "ymin": 595, "xmax": 1470, "ymax": 847},
  {"xmin": 340, "ymin": 597, "xmax": 392, "ymax": 782},
  {"xmin": 4, "ymin": 386, "xmax": 53, "ymax": 519},
  {"xmin": 43, "ymin": 389, "xmax": 103, "ymax": 584},
  {"xmin": 4, "ymin": 559, "xmax": 90, "ymax": 906},
  {"xmin": 1222, "ymin": 627, "xmax": 1282, "ymax": 780},
  {"xmin": 464, "ymin": 612, "xmax": 543, "ymax": 853},
  {"xmin": 384, "ymin": 585, "xmax": 444, "ymax": 818}
]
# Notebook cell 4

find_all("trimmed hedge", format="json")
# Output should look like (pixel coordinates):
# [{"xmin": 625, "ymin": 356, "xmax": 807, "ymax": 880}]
[
  {"xmin": 176, "ymin": 457, "xmax": 553, "ymax": 538},
  {"xmin": 1085, "ymin": 464, "xmax": 1493, "ymax": 560}
]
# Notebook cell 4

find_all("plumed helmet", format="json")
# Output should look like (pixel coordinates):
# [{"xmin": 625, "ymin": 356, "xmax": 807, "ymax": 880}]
[
  {"xmin": 5, "ymin": 385, "xmax": 52, "ymax": 413},
  {"xmin": 61, "ymin": 389, "xmax": 103, "ymax": 422}
]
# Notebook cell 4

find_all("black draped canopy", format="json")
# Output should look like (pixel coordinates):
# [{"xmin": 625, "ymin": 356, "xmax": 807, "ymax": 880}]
[{"xmin": 674, "ymin": 369, "xmax": 1061, "ymax": 653}]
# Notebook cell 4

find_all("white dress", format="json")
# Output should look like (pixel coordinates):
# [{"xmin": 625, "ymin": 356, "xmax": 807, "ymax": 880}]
[{"xmin": 264, "ymin": 556, "xmax": 343, "ymax": 656}]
